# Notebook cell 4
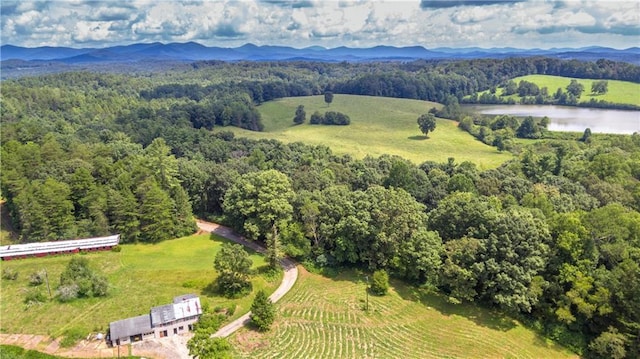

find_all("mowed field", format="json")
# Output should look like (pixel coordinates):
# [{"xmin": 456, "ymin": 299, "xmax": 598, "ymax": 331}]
[
  {"xmin": 0, "ymin": 234, "xmax": 280, "ymax": 338},
  {"xmin": 232, "ymin": 269, "xmax": 577, "ymax": 359},
  {"xmin": 219, "ymin": 95, "xmax": 512, "ymax": 169},
  {"xmin": 488, "ymin": 75, "xmax": 640, "ymax": 106}
]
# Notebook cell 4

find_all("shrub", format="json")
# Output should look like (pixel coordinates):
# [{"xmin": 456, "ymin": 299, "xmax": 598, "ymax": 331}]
[
  {"xmin": 57, "ymin": 284, "xmax": 79, "ymax": 302},
  {"xmin": 194, "ymin": 312, "xmax": 225, "ymax": 333},
  {"xmin": 370, "ymin": 269, "xmax": 390, "ymax": 296},
  {"xmin": 2, "ymin": 267, "xmax": 18, "ymax": 280},
  {"xmin": 58, "ymin": 257, "xmax": 108, "ymax": 299},
  {"xmin": 29, "ymin": 270, "xmax": 47, "ymax": 286},
  {"xmin": 24, "ymin": 288, "xmax": 47, "ymax": 306}
]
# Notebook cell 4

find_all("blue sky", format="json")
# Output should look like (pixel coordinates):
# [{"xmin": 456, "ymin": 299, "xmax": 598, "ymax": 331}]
[{"xmin": 1, "ymin": 0, "xmax": 639, "ymax": 49}]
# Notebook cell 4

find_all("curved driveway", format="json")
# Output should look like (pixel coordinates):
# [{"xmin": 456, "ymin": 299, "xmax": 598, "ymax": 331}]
[{"xmin": 196, "ymin": 220, "xmax": 298, "ymax": 338}]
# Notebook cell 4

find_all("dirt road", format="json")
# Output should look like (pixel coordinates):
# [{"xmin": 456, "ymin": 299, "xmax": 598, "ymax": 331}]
[{"xmin": 195, "ymin": 220, "xmax": 299, "ymax": 337}]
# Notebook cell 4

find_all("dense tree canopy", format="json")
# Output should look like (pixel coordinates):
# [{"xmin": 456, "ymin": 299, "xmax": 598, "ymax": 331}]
[{"xmin": 1, "ymin": 60, "xmax": 639, "ymax": 357}]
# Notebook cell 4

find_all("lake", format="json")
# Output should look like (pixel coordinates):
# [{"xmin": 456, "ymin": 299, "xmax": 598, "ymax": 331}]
[{"xmin": 466, "ymin": 105, "xmax": 640, "ymax": 135}]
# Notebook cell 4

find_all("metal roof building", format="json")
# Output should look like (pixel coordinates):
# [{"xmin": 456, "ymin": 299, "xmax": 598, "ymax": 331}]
[
  {"xmin": 109, "ymin": 315, "xmax": 153, "ymax": 343},
  {"xmin": 108, "ymin": 294, "xmax": 202, "ymax": 346},
  {"xmin": 0, "ymin": 234, "xmax": 120, "ymax": 260}
]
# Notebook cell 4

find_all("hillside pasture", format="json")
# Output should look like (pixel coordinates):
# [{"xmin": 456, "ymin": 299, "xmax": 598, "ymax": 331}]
[
  {"xmin": 480, "ymin": 75, "xmax": 640, "ymax": 106},
  {"xmin": 232, "ymin": 268, "xmax": 577, "ymax": 359},
  {"xmin": 0, "ymin": 234, "xmax": 280, "ymax": 338},
  {"xmin": 218, "ymin": 95, "xmax": 512, "ymax": 169}
]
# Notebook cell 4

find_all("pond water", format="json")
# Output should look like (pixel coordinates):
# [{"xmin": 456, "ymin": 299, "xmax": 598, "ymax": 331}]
[{"xmin": 466, "ymin": 105, "xmax": 640, "ymax": 135}]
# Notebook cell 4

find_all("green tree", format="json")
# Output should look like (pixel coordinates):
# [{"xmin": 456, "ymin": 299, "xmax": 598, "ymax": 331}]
[
  {"xmin": 370, "ymin": 269, "xmax": 390, "ymax": 295},
  {"xmin": 516, "ymin": 116, "xmax": 541, "ymax": 139},
  {"xmin": 566, "ymin": 79, "xmax": 585, "ymax": 98},
  {"xmin": 106, "ymin": 187, "xmax": 140, "ymax": 243},
  {"xmin": 250, "ymin": 289, "xmax": 276, "ymax": 331},
  {"xmin": 417, "ymin": 113, "xmax": 437, "ymax": 137},
  {"xmin": 136, "ymin": 178, "xmax": 174, "ymax": 243},
  {"xmin": 588, "ymin": 327, "xmax": 626, "ymax": 359},
  {"xmin": 309, "ymin": 111, "xmax": 323, "ymax": 125},
  {"xmin": 581, "ymin": 128, "xmax": 592, "ymax": 142},
  {"xmin": 293, "ymin": 105, "xmax": 306, "ymax": 125},
  {"xmin": 223, "ymin": 170, "xmax": 294, "ymax": 268},
  {"xmin": 324, "ymin": 91, "xmax": 334, "ymax": 107},
  {"xmin": 187, "ymin": 330, "xmax": 232, "ymax": 359},
  {"xmin": 591, "ymin": 80, "xmax": 608, "ymax": 95},
  {"xmin": 214, "ymin": 243, "xmax": 253, "ymax": 298}
]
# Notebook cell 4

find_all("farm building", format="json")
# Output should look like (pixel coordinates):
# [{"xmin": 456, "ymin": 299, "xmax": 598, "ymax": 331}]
[
  {"xmin": 108, "ymin": 294, "xmax": 203, "ymax": 346},
  {"xmin": 0, "ymin": 234, "xmax": 120, "ymax": 260}
]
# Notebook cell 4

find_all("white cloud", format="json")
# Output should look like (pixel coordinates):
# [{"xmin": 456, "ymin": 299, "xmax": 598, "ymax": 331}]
[{"xmin": 1, "ymin": 0, "xmax": 638, "ymax": 49}]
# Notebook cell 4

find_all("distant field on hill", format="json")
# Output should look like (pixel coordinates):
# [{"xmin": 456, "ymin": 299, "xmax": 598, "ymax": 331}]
[
  {"xmin": 232, "ymin": 268, "xmax": 577, "ymax": 359},
  {"xmin": 480, "ymin": 75, "xmax": 640, "ymax": 106},
  {"xmin": 218, "ymin": 95, "xmax": 512, "ymax": 169},
  {"xmin": 0, "ymin": 234, "xmax": 280, "ymax": 338}
]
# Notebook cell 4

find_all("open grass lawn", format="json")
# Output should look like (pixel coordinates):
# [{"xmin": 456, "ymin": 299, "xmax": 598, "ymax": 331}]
[
  {"xmin": 218, "ymin": 95, "xmax": 512, "ymax": 169},
  {"xmin": 0, "ymin": 234, "xmax": 281, "ymax": 338},
  {"xmin": 479, "ymin": 75, "xmax": 640, "ymax": 106},
  {"xmin": 232, "ymin": 268, "xmax": 577, "ymax": 359}
]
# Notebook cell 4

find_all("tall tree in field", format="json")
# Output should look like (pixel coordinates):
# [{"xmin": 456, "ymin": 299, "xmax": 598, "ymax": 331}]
[
  {"xmin": 417, "ymin": 113, "xmax": 436, "ymax": 138},
  {"xmin": 591, "ymin": 80, "xmax": 608, "ymax": 95},
  {"xmin": 324, "ymin": 91, "xmax": 334, "ymax": 107},
  {"xmin": 214, "ymin": 243, "xmax": 253, "ymax": 297},
  {"xmin": 293, "ymin": 105, "xmax": 306, "ymax": 125},
  {"xmin": 566, "ymin": 79, "xmax": 585, "ymax": 98},
  {"xmin": 223, "ymin": 170, "xmax": 294, "ymax": 268}
]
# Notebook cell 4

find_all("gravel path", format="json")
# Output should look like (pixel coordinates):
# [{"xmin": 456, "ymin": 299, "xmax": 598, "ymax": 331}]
[{"xmin": 195, "ymin": 220, "xmax": 299, "ymax": 337}]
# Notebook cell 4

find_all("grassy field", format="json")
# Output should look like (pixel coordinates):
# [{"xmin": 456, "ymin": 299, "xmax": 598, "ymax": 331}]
[
  {"xmin": 480, "ymin": 75, "xmax": 640, "ymax": 106},
  {"xmin": 0, "ymin": 234, "xmax": 280, "ymax": 338},
  {"xmin": 231, "ymin": 268, "xmax": 577, "ymax": 359},
  {"xmin": 218, "ymin": 95, "xmax": 512, "ymax": 169}
]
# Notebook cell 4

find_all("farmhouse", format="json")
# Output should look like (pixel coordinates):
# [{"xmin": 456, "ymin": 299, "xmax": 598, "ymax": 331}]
[
  {"xmin": 108, "ymin": 294, "xmax": 203, "ymax": 346},
  {"xmin": 0, "ymin": 234, "xmax": 120, "ymax": 260}
]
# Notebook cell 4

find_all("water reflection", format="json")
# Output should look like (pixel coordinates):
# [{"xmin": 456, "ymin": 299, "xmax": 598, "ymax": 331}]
[{"xmin": 467, "ymin": 105, "xmax": 640, "ymax": 134}]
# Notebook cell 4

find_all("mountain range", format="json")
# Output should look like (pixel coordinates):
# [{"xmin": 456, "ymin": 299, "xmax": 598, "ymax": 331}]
[{"xmin": 2, "ymin": 42, "xmax": 639, "ymax": 65}]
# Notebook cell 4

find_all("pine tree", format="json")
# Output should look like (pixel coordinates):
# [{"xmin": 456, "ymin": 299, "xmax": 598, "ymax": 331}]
[
  {"xmin": 250, "ymin": 290, "xmax": 275, "ymax": 331},
  {"xmin": 137, "ymin": 178, "xmax": 174, "ymax": 243}
]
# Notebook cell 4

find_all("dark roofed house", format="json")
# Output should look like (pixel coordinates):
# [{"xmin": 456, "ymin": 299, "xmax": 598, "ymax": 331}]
[
  {"xmin": 108, "ymin": 294, "xmax": 202, "ymax": 346},
  {"xmin": 109, "ymin": 315, "xmax": 153, "ymax": 345}
]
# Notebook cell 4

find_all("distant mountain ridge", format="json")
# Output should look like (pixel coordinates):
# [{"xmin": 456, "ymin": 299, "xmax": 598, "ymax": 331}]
[{"xmin": 2, "ymin": 42, "xmax": 639, "ymax": 65}]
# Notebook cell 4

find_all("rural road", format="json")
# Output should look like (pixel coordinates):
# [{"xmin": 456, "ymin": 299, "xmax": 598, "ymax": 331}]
[{"xmin": 196, "ymin": 220, "xmax": 299, "ymax": 338}]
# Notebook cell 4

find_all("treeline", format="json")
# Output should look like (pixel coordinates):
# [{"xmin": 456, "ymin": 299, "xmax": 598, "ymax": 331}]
[
  {"xmin": 1, "ymin": 68, "xmax": 639, "ymax": 358},
  {"xmin": 466, "ymin": 78, "xmax": 640, "ymax": 110},
  {"xmin": 135, "ymin": 57, "xmax": 640, "ymax": 126},
  {"xmin": 1, "ymin": 135, "xmax": 196, "ymax": 243}
]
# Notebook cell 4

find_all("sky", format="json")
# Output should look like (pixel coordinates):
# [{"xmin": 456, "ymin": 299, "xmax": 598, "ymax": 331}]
[{"xmin": 1, "ymin": 0, "xmax": 639, "ymax": 49}]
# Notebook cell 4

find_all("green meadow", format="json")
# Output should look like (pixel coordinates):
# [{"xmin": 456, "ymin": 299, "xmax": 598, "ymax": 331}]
[
  {"xmin": 217, "ymin": 95, "xmax": 512, "ymax": 169},
  {"xmin": 0, "ymin": 234, "xmax": 280, "ymax": 338},
  {"xmin": 232, "ymin": 268, "xmax": 577, "ymax": 359},
  {"xmin": 482, "ymin": 74, "xmax": 640, "ymax": 106}
]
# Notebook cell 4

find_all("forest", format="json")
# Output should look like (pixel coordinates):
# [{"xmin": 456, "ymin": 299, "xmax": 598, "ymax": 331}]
[{"xmin": 1, "ymin": 57, "xmax": 639, "ymax": 358}]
